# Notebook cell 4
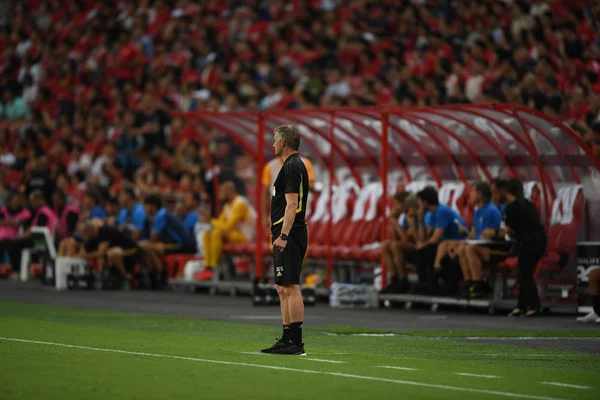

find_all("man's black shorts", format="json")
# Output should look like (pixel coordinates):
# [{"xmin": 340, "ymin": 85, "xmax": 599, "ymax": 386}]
[
  {"xmin": 272, "ymin": 225, "xmax": 308, "ymax": 286},
  {"xmin": 479, "ymin": 241, "xmax": 514, "ymax": 264}
]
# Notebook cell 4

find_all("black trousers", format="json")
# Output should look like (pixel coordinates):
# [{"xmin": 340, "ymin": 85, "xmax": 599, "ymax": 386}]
[
  {"xmin": 516, "ymin": 239, "xmax": 546, "ymax": 311},
  {"xmin": 414, "ymin": 243, "xmax": 438, "ymax": 293},
  {"xmin": 0, "ymin": 237, "xmax": 35, "ymax": 272}
]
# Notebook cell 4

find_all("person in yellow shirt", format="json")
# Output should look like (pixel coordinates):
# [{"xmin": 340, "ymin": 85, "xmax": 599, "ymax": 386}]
[
  {"xmin": 261, "ymin": 156, "xmax": 315, "ymax": 232},
  {"xmin": 196, "ymin": 181, "xmax": 256, "ymax": 281}
]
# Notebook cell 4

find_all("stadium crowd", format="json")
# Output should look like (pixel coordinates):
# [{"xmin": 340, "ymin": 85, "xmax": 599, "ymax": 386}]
[{"xmin": 0, "ymin": 0, "xmax": 599, "ymax": 296}]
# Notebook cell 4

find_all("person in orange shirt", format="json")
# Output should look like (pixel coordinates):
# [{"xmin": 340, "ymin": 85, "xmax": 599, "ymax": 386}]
[
  {"xmin": 261, "ymin": 155, "xmax": 315, "ymax": 233},
  {"xmin": 196, "ymin": 181, "xmax": 256, "ymax": 281}
]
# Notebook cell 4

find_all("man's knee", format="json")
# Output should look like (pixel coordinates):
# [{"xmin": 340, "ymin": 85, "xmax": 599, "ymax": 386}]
[
  {"xmin": 381, "ymin": 240, "xmax": 392, "ymax": 252},
  {"xmin": 465, "ymin": 244, "xmax": 476, "ymax": 256},
  {"xmin": 276, "ymin": 284, "xmax": 286, "ymax": 297},
  {"xmin": 282, "ymin": 284, "xmax": 300, "ymax": 297},
  {"xmin": 106, "ymin": 247, "xmax": 123, "ymax": 261}
]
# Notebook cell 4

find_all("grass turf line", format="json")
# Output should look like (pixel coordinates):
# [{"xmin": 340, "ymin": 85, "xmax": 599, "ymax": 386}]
[{"xmin": 0, "ymin": 302, "xmax": 599, "ymax": 400}]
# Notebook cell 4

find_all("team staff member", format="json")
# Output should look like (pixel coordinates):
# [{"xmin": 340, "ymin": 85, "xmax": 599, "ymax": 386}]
[
  {"xmin": 261, "ymin": 125, "xmax": 309, "ymax": 356},
  {"xmin": 197, "ymin": 181, "xmax": 255, "ymax": 281},
  {"xmin": 458, "ymin": 182, "xmax": 506, "ymax": 299},
  {"xmin": 415, "ymin": 187, "xmax": 466, "ymax": 294},
  {"xmin": 261, "ymin": 152, "xmax": 315, "ymax": 232},
  {"xmin": 380, "ymin": 192, "xmax": 423, "ymax": 294},
  {"xmin": 80, "ymin": 222, "xmax": 140, "ymax": 290},
  {"xmin": 504, "ymin": 179, "xmax": 547, "ymax": 317},
  {"xmin": 116, "ymin": 188, "xmax": 147, "ymax": 240}
]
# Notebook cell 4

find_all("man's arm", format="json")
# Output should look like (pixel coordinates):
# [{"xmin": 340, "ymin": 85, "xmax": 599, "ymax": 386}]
[
  {"xmin": 81, "ymin": 241, "xmax": 110, "ymax": 259},
  {"xmin": 467, "ymin": 227, "xmax": 476, "ymax": 240},
  {"xmin": 280, "ymin": 193, "xmax": 299, "ymax": 235},
  {"xmin": 425, "ymin": 228, "xmax": 444, "ymax": 246},
  {"xmin": 149, "ymin": 212, "xmax": 165, "ymax": 242},
  {"xmin": 131, "ymin": 208, "xmax": 146, "ymax": 241},
  {"xmin": 391, "ymin": 214, "xmax": 408, "ymax": 242}
]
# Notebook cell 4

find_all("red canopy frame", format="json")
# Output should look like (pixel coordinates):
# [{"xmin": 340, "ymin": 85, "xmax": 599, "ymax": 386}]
[{"xmin": 172, "ymin": 105, "xmax": 600, "ymax": 284}]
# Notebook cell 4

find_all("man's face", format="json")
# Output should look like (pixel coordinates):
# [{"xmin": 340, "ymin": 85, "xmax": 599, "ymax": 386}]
[
  {"xmin": 273, "ymin": 133, "xmax": 283, "ymax": 157},
  {"xmin": 183, "ymin": 193, "xmax": 195, "ymax": 209},
  {"xmin": 82, "ymin": 195, "xmax": 94, "ymax": 210},
  {"xmin": 119, "ymin": 192, "xmax": 130, "ymax": 208},
  {"xmin": 392, "ymin": 200, "xmax": 405, "ymax": 216},
  {"xmin": 418, "ymin": 198, "xmax": 427, "ymax": 212},
  {"xmin": 29, "ymin": 194, "xmax": 41, "ymax": 209},
  {"xmin": 144, "ymin": 204, "xmax": 157, "ymax": 218},
  {"xmin": 491, "ymin": 183, "xmax": 506, "ymax": 204},
  {"xmin": 470, "ymin": 186, "xmax": 480, "ymax": 204},
  {"xmin": 407, "ymin": 206, "xmax": 417, "ymax": 218},
  {"xmin": 51, "ymin": 192, "xmax": 64, "ymax": 209},
  {"xmin": 218, "ymin": 184, "xmax": 229, "ymax": 202}
]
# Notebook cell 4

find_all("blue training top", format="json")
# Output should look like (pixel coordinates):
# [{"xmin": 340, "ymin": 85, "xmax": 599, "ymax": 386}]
[
  {"xmin": 183, "ymin": 211, "xmax": 199, "ymax": 234},
  {"xmin": 431, "ymin": 204, "xmax": 467, "ymax": 240},
  {"xmin": 473, "ymin": 202, "xmax": 502, "ymax": 239},
  {"xmin": 152, "ymin": 208, "xmax": 196, "ymax": 248},
  {"xmin": 399, "ymin": 212, "xmax": 432, "ymax": 229},
  {"xmin": 89, "ymin": 205, "xmax": 107, "ymax": 220},
  {"xmin": 116, "ymin": 203, "xmax": 148, "ymax": 239}
]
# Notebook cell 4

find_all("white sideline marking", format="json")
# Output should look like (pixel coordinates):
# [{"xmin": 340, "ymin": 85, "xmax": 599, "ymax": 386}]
[
  {"xmin": 541, "ymin": 382, "xmax": 591, "ymax": 390},
  {"xmin": 377, "ymin": 366, "xmax": 418, "ymax": 371},
  {"xmin": 319, "ymin": 332, "xmax": 399, "ymax": 337},
  {"xmin": 463, "ymin": 337, "xmax": 600, "ymax": 341},
  {"xmin": 0, "ymin": 337, "xmax": 570, "ymax": 400},
  {"xmin": 304, "ymin": 358, "xmax": 345, "ymax": 364},
  {"xmin": 456, "ymin": 373, "xmax": 499, "ymax": 379}
]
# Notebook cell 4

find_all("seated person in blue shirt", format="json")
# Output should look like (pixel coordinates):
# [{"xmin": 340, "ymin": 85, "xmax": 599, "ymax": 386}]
[
  {"xmin": 415, "ymin": 187, "xmax": 467, "ymax": 294},
  {"xmin": 116, "ymin": 188, "xmax": 147, "ymax": 241},
  {"xmin": 181, "ymin": 192, "xmax": 200, "ymax": 235},
  {"xmin": 104, "ymin": 196, "xmax": 120, "ymax": 227},
  {"xmin": 58, "ymin": 190, "xmax": 107, "ymax": 256},
  {"xmin": 491, "ymin": 178, "xmax": 508, "ymax": 216},
  {"xmin": 458, "ymin": 182, "xmax": 509, "ymax": 299},
  {"xmin": 140, "ymin": 195, "xmax": 197, "ymax": 284}
]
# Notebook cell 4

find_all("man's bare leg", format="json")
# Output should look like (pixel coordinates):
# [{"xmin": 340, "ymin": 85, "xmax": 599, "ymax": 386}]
[
  {"xmin": 465, "ymin": 245, "xmax": 490, "ymax": 298},
  {"xmin": 434, "ymin": 241, "xmax": 449, "ymax": 269},
  {"xmin": 106, "ymin": 247, "xmax": 128, "ymax": 278},
  {"xmin": 380, "ymin": 241, "xmax": 396, "ymax": 277},
  {"xmin": 390, "ymin": 242, "xmax": 407, "ymax": 278},
  {"xmin": 458, "ymin": 244, "xmax": 471, "ymax": 281}
]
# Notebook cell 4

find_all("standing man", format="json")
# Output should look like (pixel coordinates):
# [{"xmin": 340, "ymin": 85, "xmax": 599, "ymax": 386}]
[{"xmin": 261, "ymin": 125, "xmax": 309, "ymax": 356}]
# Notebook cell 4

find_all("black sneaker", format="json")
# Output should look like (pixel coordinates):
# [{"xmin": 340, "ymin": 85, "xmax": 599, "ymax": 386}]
[
  {"xmin": 397, "ymin": 278, "xmax": 409, "ymax": 293},
  {"xmin": 260, "ymin": 339, "xmax": 287, "ymax": 354},
  {"xmin": 272, "ymin": 342, "xmax": 306, "ymax": 356}
]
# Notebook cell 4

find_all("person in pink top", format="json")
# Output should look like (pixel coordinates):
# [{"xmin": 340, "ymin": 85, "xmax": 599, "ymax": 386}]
[
  {"xmin": 0, "ymin": 193, "xmax": 31, "ymax": 241},
  {"xmin": 0, "ymin": 193, "xmax": 32, "ymax": 265},
  {"xmin": 0, "ymin": 190, "xmax": 57, "ymax": 273}
]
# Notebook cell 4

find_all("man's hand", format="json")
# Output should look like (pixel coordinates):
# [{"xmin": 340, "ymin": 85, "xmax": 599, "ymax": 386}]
[
  {"xmin": 273, "ymin": 236, "xmax": 287, "ymax": 251},
  {"xmin": 416, "ymin": 241, "xmax": 425, "ymax": 250}
]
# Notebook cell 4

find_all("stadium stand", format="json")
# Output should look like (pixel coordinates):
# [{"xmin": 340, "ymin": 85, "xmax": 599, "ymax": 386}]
[{"xmin": 1, "ymin": 0, "xmax": 600, "ymax": 313}]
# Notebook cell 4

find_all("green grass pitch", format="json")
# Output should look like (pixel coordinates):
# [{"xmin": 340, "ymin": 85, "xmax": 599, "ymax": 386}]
[{"xmin": 0, "ymin": 302, "xmax": 599, "ymax": 400}]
